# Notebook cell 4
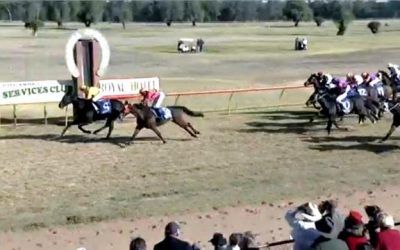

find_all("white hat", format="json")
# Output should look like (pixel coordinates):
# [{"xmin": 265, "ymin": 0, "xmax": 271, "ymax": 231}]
[
  {"xmin": 388, "ymin": 63, "xmax": 399, "ymax": 69},
  {"xmin": 76, "ymin": 248, "xmax": 87, "ymax": 250},
  {"xmin": 295, "ymin": 202, "xmax": 322, "ymax": 222},
  {"xmin": 379, "ymin": 213, "xmax": 395, "ymax": 228}
]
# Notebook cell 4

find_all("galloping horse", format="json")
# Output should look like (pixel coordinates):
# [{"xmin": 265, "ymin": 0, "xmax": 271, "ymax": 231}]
[
  {"xmin": 58, "ymin": 86, "xmax": 125, "ymax": 139},
  {"xmin": 124, "ymin": 102, "xmax": 204, "ymax": 144},
  {"xmin": 304, "ymin": 73, "xmax": 323, "ymax": 109},
  {"xmin": 377, "ymin": 70, "xmax": 395, "ymax": 100},
  {"xmin": 311, "ymin": 87, "xmax": 376, "ymax": 134}
]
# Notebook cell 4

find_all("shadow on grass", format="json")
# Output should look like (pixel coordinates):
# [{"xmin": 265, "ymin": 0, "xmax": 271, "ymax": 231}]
[
  {"xmin": 237, "ymin": 109, "xmax": 325, "ymax": 135},
  {"xmin": 0, "ymin": 134, "xmax": 192, "ymax": 148},
  {"xmin": 309, "ymin": 143, "xmax": 400, "ymax": 154},
  {"xmin": 303, "ymin": 135, "xmax": 400, "ymax": 144}
]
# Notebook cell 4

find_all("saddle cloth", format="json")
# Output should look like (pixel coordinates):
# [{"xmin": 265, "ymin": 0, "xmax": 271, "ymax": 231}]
[
  {"xmin": 94, "ymin": 100, "xmax": 112, "ymax": 115},
  {"xmin": 151, "ymin": 107, "xmax": 172, "ymax": 121}
]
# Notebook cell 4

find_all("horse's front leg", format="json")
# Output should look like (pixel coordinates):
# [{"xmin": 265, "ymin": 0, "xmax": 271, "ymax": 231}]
[
  {"xmin": 93, "ymin": 120, "xmax": 109, "ymax": 135},
  {"xmin": 78, "ymin": 124, "xmax": 92, "ymax": 134},
  {"xmin": 380, "ymin": 124, "xmax": 397, "ymax": 142},
  {"xmin": 60, "ymin": 120, "xmax": 76, "ymax": 137},
  {"xmin": 129, "ymin": 126, "xmax": 143, "ymax": 145}
]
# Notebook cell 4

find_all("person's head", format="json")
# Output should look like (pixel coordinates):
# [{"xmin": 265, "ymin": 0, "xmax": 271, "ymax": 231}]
[
  {"xmin": 345, "ymin": 210, "xmax": 365, "ymax": 236},
  {"xmin": 209, "ymin": 233, "xmax": 227, "ymax": 247},
  {"xmin": 346, "ymin": 72, "xmax": 354, "ymax": 82},
  {"xmin": 295, "ymin": 202, "xmax": 322, "ymax": 222},
  {"xmin": 364, "ymin": 205, "xmax": 382, "ymax": 221},
  {"xmin": 139, "ymin": 88, "xmax": 148, "ymax": 96},
  {"xmin": 361, "ymin": 72, "xmax": 371, "ymax": 82},
  {"xmin": 228, "ymin": 233, "xmax": 240, "ymax": 246},
  {"xmin": 317, "ymin": 71, "xmax": 324, "ymax": 77},
  {"xmin": 130, "ymin": 237, "xmax": 146, "ymax": 250},
  {"xmin": 378, "ymin": 212, "xmax": 395, "ymax": 230},
  {"xmin": 165, "ymin": 221, "xmax": 181, "ymax": 238}
]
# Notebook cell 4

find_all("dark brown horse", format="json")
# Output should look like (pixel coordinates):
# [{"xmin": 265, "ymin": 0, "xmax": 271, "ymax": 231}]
[
  {"xmin": 124, "ymin": 102, "xmax": 204, "ymax": 144},
  {"xmin": 377, "ymin": 70, "xmax": 395, "ymax": 100}
]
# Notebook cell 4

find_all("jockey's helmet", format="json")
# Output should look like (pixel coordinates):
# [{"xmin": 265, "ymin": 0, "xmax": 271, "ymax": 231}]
[
  {"xmin": 361, "ymin": 72, "xmax": 371, "ymax": 82},
  {"xmin": 139, "ymin": 88, "xmax": 148, "ymax": 96},
  {"xmin": 317, "ymin": 71, "xmax": 323, "ymax": 77}
]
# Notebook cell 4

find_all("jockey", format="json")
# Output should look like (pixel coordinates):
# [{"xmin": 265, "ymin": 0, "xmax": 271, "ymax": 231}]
[
  {"xmin": 317, "ymin": 71, "xmax": 333, "ymax": 87},
  {"xmin": 80, "ymin": 85, "xmax": 100, "ymax": 100},
  {"xmin": 336, "ymin": 74, "xmax": 352, "ymax": 111},
  {"xmin": 139, "ymin": 88, "xmax": 167, "ymax": 119},
  {"xmin": 388, "ymin": 63, "xmax": 400, "ymax": 85},
  {"xmin": 80, "ymin": 85, "xmax": 102, "ymax": 112}
]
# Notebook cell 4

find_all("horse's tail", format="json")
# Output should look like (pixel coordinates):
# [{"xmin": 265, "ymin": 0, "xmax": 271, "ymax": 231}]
[{"xmin": 169, "ymin": 106, "xmax": 204, "ymax": 117}]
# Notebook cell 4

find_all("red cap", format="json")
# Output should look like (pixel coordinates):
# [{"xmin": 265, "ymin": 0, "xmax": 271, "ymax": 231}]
[{"xmin": 349, "ymin": 210, "xmax": 363, "ymax": 224}]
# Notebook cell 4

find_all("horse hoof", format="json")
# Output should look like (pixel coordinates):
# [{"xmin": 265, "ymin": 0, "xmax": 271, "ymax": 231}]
[{"xmin": 162, "ymin": 141, "xmax": 167, "ymax": 144}]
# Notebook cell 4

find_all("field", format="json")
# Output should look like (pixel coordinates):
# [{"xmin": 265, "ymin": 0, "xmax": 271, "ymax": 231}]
[{"xmin": 1, "ymin": 20, "xmax": 400, "ymax": 249}]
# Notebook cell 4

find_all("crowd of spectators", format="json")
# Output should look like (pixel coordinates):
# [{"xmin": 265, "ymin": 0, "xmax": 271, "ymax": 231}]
[{"xmin": 76, "ymin": 201, "xmax": 400, "ymax": 250}]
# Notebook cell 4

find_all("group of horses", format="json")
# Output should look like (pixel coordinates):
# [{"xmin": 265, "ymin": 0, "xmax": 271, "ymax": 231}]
[
  {"xmin": 58, "ymin": 86, "xmax": 203, "ymax": 144},
  {"xmin": 304, "ymin": 70, "xmax": 400, "ymax": 141},
  {"xmin": 57, "ymin": 69, "xmax": 400, "ymax": 144}
]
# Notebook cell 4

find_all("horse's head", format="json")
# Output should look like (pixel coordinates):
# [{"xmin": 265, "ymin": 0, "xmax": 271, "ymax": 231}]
[
  {"xmin": 304, "ymin": 73, "xmax": 319, "ymax": 87},
  {"xmin": 58, "ymin": 86, "xmax": 75, "ymax": 109}
]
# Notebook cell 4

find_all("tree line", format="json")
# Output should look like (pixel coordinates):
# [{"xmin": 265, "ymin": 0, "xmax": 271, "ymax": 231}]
[{"xmin": 0, "ymin": 0, "xmax": 398, "ymax": 33}]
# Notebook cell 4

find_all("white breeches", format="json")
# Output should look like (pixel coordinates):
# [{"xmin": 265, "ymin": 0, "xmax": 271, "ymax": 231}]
[{"xmin": 153, "ymin": 92, "xmax": 165, "ymax": 108}]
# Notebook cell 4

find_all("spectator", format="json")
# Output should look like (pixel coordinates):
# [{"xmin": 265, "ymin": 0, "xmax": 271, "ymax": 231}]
[
  {"xmin": 364, "ymin": 205, "xmax": 383, "ymax": 248},
  {"xmin": 209, "ymin": 233, "xmax": 227, "ymax": 250},
  {"xmin": 226, "ymin": 233, "xmax": 240, "ymax": 250},
  {"xmin": 311, "ymin": 200, "xmax": 348, "ymax": 250},
  {"xmin": 376, "ymin": 213, "xmax": 400, "ymax": 250},
  {"xmin": 154, "ymin": 221, "xmax": 193, "ymax": 250},
  {"xmin": 130, "ymin": 237, "xmax": 147, "ymax": 250},
  {"xmin": 285, "ymin": 202, "xmax": 323, "ymax": 250},
  {"xmin": 338, "ymin": 211, "xmax": 370, "ymax": 250}
]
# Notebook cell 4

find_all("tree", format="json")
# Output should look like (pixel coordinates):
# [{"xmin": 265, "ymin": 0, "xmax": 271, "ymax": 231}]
[
  {"xmin": 201, "ymin": 1, "xmax": 220, "ymax": 22},
  {"xmin": 47, "ymin": 1, "xmax": 70, "ymax": 28},
  {"xmin": 23, "ymin": 1, "xmax": 43, "ymax": 36},
  {"xmin": 218, "ymin": 1, "xmax": 236, "ymax": 21},
  {"xmin": 160, "ymin": 1, "xmax": 184, "ymax": 25},
  {"xmin": 77, "ymin": 1, "xmax": 105, "ymax": 27},
  {"xmin": 330, "ymin": 1, "xmax": 354, "ymax": 36},
  {"xmin": 0, "ymin": 3, "xmax": 12, "ymax": 21},
  {"xmin": 184, "ymin": 0, "xmax": 204, "ymax": 26},
  {"xmin": 257, "ymin": 0, "xmax": 284, "ymax": 21},
  {"xmin": 367, "ymin": 21, "xmax": 381, "ymax": 34},
  {"xmin": 106, "ymin": 0, "xmax": 133, "ymax": 29},
  {"xmin": 235, "ymin": 1, "xmax": 260, "ymax": 21},
  {"xmin": 68, "ymin": 1, "xmax": 80, "ymax": 22},
  {"xmin": 309, "ymin": 0, "xmax": 328, "ymax": 26},
  {"xmin": 282, "ymin": 0, "xmax": 313, "ymax": 27}
]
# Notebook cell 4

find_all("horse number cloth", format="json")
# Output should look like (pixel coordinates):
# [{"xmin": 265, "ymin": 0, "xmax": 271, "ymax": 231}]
[{"xmin": 96, "ymin": 100, "xmax": 112, "ymax": 115}]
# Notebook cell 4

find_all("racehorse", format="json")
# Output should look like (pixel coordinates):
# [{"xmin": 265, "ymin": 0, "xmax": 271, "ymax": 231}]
[
  {"xmin": 377, "ymin": 70, "xmax": 396, "ymax": 100},
  {"xmin": 381, "ymin": 100, "xmax": 400, "ymax": 142},
  {"xmin": 58, "ymin": 86, "xmax": 125, "ymax": 139},
  {"xmin": 304, "ymin": 73, "xmax": 323, "ymax": 109},
  {"xmin": 311, "ymin": 87, "xmax": 376, "ymax": 134},
  {"xmin": 357, "ymin": 82, "xmax": 386, "ymax": 119},
  {"xmin": 124, "ymin": 102, "xmax": 204, "ymax": 144}
]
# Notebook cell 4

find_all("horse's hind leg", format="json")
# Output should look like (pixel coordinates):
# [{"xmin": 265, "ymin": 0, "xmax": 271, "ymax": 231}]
[
  {"xmin": 93, "ymin": 120, "xmax": 110, "ymax": 135},
  {"xmin": 187, "ymin": 122, "xmax": 200, "ymax": 135},
  {"xmin": 78, "ymin": 124, "xmax": 91, "ymax": 134},
  {"xmin": 105, "ymin": 121, "xmax": 114, "ymax": 139},
  {"xmin": 150, "ymin": 125, "xmax": 166, "ymax": 144},
  {"xmin": 174, "ymin": 120, "xmax": 197, "ymax": 138}
]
